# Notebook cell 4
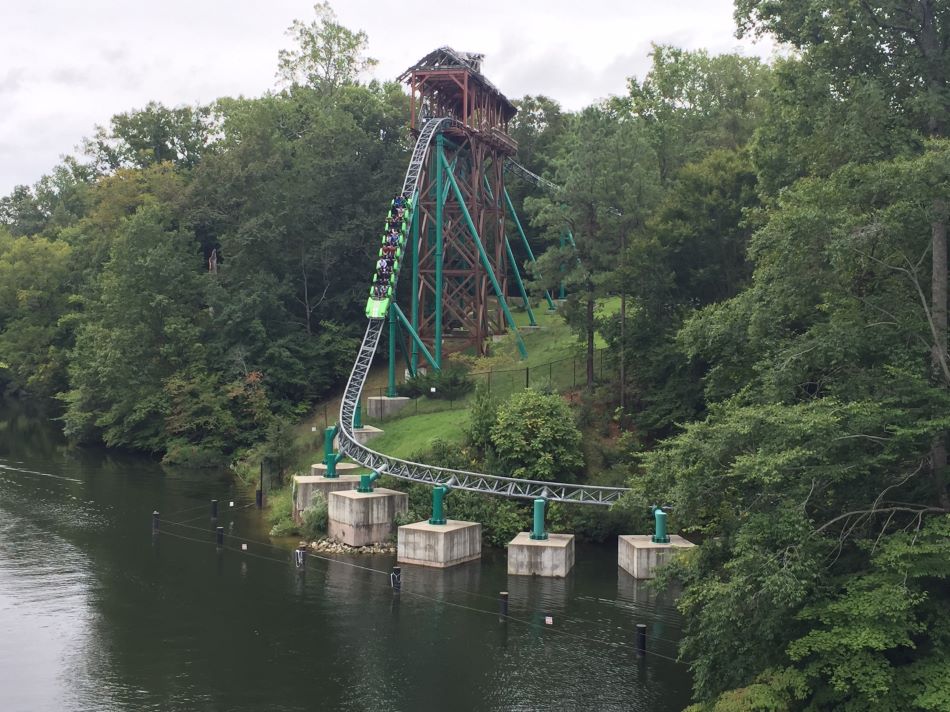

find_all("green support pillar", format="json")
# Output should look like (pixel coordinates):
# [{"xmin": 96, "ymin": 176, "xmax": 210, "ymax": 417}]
[
  {"xmin": 530, "ymin": 498, "xmax": 548, "ymax": 540},
  {"xmin": 504, "ymin": 235, "xmax": 536, "ymax": 326},
  {"xmin": 434, "ymin": 135, "xmax": 445, "ymax": 368},
  {"xmin": 357, "ymin": 468, "xmax": 384, "ymax": 493},
  {"xmin": 504, "ymin": 188, "xmax": 556, "ymax": 311},
  {"xmin": 353, "ymin": 403, "xmax": 362, "ymax": 430},
  {"xmin": 559, "ymin": 231, "xmax": 567, "ymax": 300},
  {"xmin": 651, "ymin": 506, "xmax": 670, "ymax": 544},
  {"xmin": 442, "ymin": 154, "xmax": 528, "ymax": 359},
  {"xmin": 387, "ymin": 302, "xmax": 398, "ymax": 397},
  {"xmin": 430, "ymin": 485, "xmax": 450, "ymax": 525},
  {"xmin": 323, "ymin": 425, "xmax": 338, "ymax": 465},
  {"xmin": 410, "ymin": 191, "xmax": 420, "ymax": 374},
  {"xmin": 325, "ymin": 452, "xmax": 340, "ymax": 478}
]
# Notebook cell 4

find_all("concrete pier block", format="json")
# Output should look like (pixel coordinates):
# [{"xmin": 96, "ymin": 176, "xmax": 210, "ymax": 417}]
[
  {"xmin": 397, "ymin": 520, "xmax": 482, "ymax": 569},
  {"xmin": 327, "ymin": 488, "xmax": 408, "ymax": 547},
  {"xmin": 367, "ymin": 396, "xmax": 411, "ymax": 419},
  {"xmin": 333, "ymin": 426, "xmax": 384, "ymax": 449},
  {"xmin": 310, "ymin": 462, "xmax": 361, "ymax": 477},
  {"xmin": 292, "ymin": 474, "xmax": 361, "ymax": 521},
  {"xmin": 507, "ymin": 532, "xmax": 575, "ymax": 577},
  {"xmin": 618, "ymin": 535, "xmax": 695, "ymax": 580}
]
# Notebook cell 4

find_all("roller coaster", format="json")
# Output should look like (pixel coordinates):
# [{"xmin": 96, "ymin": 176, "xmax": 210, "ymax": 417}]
[{"xmin": 337, "ymin": 50, "xmax": 629, "ymax": 507}]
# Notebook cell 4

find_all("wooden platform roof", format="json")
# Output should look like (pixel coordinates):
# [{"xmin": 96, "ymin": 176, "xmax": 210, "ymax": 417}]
[{"xmin": 398, "ymin": 46, "xmax": 517, "ymax": 121}]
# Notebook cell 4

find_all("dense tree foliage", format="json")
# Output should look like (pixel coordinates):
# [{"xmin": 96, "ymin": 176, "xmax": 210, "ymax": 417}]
[{"xmin": 2, "ymin": 3, "xmax": 947, "ymax": 706}]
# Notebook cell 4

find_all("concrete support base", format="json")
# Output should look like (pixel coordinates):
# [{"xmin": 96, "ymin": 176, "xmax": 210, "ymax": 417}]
[
  {"xmin": 367, "ymin": 397, "xmax": 410, "ymax": 419},
  {"xmin": 333, "ymin": 426, "xmax": 384, "ymax": 449},
  {"xmin": 507, "ymin": 532, "xmax": 575, "ymax": 577},
  {"xmin": 618, "ymin": 535, "xmax": 695, "ymax": 580},
  {"xmin": 292, "ymin": 474, "xmax": 360, "ymax": 522},
  {"xmin": 327, "ymin": 488, "xmax": 408, "ymax": 547},
  {"xmin": 310, "ymin": 462, "xmax": 361, "ymax": 477},
  {"xmin": 397, "ymin": 520, "xmax": 482, "ymax": 569}
]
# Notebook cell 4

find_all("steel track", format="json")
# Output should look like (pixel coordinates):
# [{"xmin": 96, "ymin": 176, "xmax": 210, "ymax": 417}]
[{"xmin": 338, "ymin": 119, "xmax": 629, "ymax": 506}]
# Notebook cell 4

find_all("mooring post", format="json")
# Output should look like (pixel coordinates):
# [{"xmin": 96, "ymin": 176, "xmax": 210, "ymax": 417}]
[
  {"xmin": 295, "ymin": 545, "xmax": 307, "ymax": 569},
  {"xmin": 256, "ymin": 462, "xmax": 263, "ymax": 509},
  {"xmin": 211, "ymin": 499, "xmax": 218, "ymax": 520},
  {"xmin": 499, "ymin": 591, "xmax": 509, "ymax": 622},
  {"xmin": 530, "ymin": 498, "xmax": 548, "ymax": 541},
  {"xmin": 636, "ymin": 623, "xmax": 647, "ymax": 658},
  {"xmin": 216, "ymin": 526, "xmax": 224, "ymax": 548},
  {"xmin": 152, "ymin": 511, "xmax": 160, "ymax": 533},
  {"xmin": 391, "ymin": 565, "xmax": 402, "ymax": 592}
]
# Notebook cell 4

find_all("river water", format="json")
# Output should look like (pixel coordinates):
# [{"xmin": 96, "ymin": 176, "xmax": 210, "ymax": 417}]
[{"xmin": 0, "ymin": 399, "xmax": 692, "ymax": 712}]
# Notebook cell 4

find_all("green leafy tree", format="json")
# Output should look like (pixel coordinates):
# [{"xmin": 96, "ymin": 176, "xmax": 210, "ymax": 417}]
[
  {"xmin": 490, "ymin": 389, "xmax": 584, "ymax": 482},
  {"xmin": 276, "ymin": 2, "xmax": 377, "ymax": 93}
]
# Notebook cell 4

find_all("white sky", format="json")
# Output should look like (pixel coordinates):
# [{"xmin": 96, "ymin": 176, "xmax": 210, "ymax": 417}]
[{"xmin": 0, "ymin": 0, "xmax": 773, "ymax": 196}]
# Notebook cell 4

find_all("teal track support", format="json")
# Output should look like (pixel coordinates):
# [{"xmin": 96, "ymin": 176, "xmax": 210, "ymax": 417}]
[
  {"xmin": 323, "ymin": 425, "xmax": 338, "ymax": 465},
  {"xmin": 358, "ymin": 468, "xmax": 383, "ymax": 493},
  {"xmin": 434, "ymin": 135, "xmax": 445, "ymax": 368},
  {"xmin": 441, "ymin": 153, "xmax": 528, "ymax": 360},
  {"xmin": 559, "ymin": 231, "xmax": 567, "ymax": 300},
  {"xmin": 410, "ymin": 191, "xmax": 420, "ymax": 374},
  {"xmin": 504, "ymin": 235, "xmax": 536, "ymax": 326},
  {"xmin": 392, "ymin": 303, "xmax": 439, "ymax": 372},
  {"xmin": 325, "ymin": 452, "xmax": 340, "ymax": 478},
  {"xmin": 504, "ymin": 188, "xmax": 556, "ymax": 310},
  {"xmin": 353, "ymin": 403, "xmax": 362, "ymax": 430},
  {"xmin": 530, "ymin": 498, "xmax": 548, "ymax": 540},
  {"xmin": 651, "ymin": 506, "xmax": 670, "ymax": 544},
  {"xmin": 387, "ymin": 303, "xmax": 398, "ymax": 397},
  {"xmin": 430, "ymin": 485, "xmax": 450, "ymax": 525}
]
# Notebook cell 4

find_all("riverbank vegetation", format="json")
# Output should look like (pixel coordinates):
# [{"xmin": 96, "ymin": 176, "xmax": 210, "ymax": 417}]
[{"xmin": 2, "ymin": 2, "xmax": 949, "ymax": 709}]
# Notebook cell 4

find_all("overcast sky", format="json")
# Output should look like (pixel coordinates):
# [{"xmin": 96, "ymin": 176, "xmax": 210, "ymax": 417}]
[{"xmin": 0, "ymin": 1, "xmax": 773, "ymax": 196}]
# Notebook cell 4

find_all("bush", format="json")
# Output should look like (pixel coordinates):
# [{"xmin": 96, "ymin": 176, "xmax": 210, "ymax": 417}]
[
  {"xmin": 490, "ymin": 389, "xmax": 584, "ymax": 481},
  {"xmin": 397, "ymin": 363, "xmax": 475, "ymax": 400},
  {"xmin": 267, "ymin": 487, "xmax": 296, "ymax": 537},
  {"xmin": 467, "ymin": 383, "xmax": 497, "ymax": 453},
  {"xmin": 300, "ymin": 491, "xmax": 328, "ymax": 540}
]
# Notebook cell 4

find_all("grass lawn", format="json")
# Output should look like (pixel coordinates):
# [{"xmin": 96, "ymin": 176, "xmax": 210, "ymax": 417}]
[{"xmin": 365, "ymin": 409, "xmax": 470, "ymax": 460}]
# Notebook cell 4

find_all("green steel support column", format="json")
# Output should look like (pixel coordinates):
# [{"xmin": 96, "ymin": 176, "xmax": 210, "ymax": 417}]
[
  {"xmin": 441, "ymin": 154, "xmax": 528, "ymax": 359},
  {"xmin": 392, "ymin": 303, "xmax": 439, "ymax": 371},
  {"xmin": 357, "ymin": 468, "xmax": 383, "ymax": 493},
  {"xmin": 651, "ymin": 505, "xmax": 670, "ymax": 543},
  {"xmin": 387, "ymin": 302, "xmax": 398, "ymax": 397},
  {"xmin": 434, "ymin": 135, "xmax": 445, "ymax": 368},
  {"xmin": 558, "ymin": 231, "xmax": 567, "ymax": 300},
  {"xmin": 503, "ymin": 188, "xmax": 556, "ymax": 310},
  {"xmin": 430, "ymin": 485, "xmax": 450, "ymax": 525},
  {"xmin": 504, "ymin": 235, "xmax": 537, "ymax": 325},
  {"xmin": 410, "ymin": 192, "xmax": 420, "ymax": 374},
  {"xmin": 393, "ymin": 316, "xmax": 415, "ymax": 378},
  {"xmin": 530, "ymin": 498, "xmax": 548, "ymax": 540},
  {"xmin": 353, "ymin": 403, "xmax": 362, "ymax": 429},
  {"xmin": 323, "ymin": 425, "xmax": 338, "ymax": 465}
]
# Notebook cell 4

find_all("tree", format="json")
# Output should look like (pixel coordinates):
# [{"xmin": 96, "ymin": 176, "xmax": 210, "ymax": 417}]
[
  {"xmin": 276, "ymin": 2, "xmax": 377, "ymax": 93},
  {"xmin": 84, "ymin": 102, "xmax": 214, "ymax": 174},
  {"xmin": 490, "ymin": 389, "xmax": 584, "ymax": 482},
  {"xmin": 736, "ymin": 0, "xmax": 950, "ymax": 513}
]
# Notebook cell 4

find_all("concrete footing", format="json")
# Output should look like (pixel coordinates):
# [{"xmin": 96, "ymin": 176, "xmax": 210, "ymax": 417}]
[
  {"xmin": 310, "ymin": 462, "xmax": 361, "ymax": 477},
  {"xmin": 292, "ymin": 474, "xmax": 360, "ymax": 521},
  {"xmin": 397, "ymin": 520, "xmax": 482, "ymax": 569},
  {"xmin": 327, "ymin": 488, "xmax": 408, "ymax": 547},
  {"xmin": 507, "ymin": 532, "xmax": 575, "ymax": 577},
  {"xmin": 618, "ymin": 535, "xmax": 695, "ymax": 579},
  {"xmin": 333, "ymin": 426, "xmax": 384, "ymax": 449},
  {"xmin": 367, "ymin": 396, "xmax": 411, "ymax": 419}
]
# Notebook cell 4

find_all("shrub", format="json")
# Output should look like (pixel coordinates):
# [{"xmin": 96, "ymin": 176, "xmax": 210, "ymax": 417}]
[
  {"xmin": 300, "ymin": 491, "xmax": 328, "ymax": 540},
  {"xmin": 397, "ymin": 363, "xmax": 475, "ymax": 400},
  {"xmin": 267, "ymin": 487, "xmax": 297, "ymax": 537},
  {"xmin": 490, "ymin": 389, "xmax": 584, "ymax": 481},
  {"xmin": 467, "ymin": 383, "xmax": 497, "ymax": 453}
]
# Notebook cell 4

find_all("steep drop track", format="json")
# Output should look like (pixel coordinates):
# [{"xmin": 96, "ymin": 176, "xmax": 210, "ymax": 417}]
[{"xmin": 339, "ymin": 119, "xmax": 628, "ymax": 506}]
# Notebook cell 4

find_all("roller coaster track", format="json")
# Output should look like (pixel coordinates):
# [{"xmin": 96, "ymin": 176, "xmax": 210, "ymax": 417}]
[{"xmin": 338, "ymin": 119, "xmax": 629, "ymax": 506}]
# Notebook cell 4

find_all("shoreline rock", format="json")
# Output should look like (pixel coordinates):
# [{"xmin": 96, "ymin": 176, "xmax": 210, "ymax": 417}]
[{"xmin": 304, "ymin": 537, "xmax": 396, "ymax": 556}]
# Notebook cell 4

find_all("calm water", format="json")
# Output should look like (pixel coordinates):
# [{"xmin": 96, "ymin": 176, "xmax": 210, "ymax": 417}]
[{"xmin": 0, "ymin": 399, "xmax": 692, "ymax": 712}]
